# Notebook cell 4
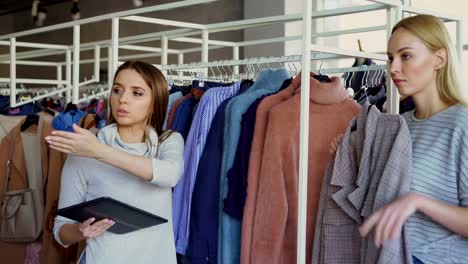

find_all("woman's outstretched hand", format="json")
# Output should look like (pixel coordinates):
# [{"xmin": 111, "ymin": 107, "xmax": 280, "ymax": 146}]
[{"xmin": 46, "ymin": 124, "xmax": 103, "ymax": 158}]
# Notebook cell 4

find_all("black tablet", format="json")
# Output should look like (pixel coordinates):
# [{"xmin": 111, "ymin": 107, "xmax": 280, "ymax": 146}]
[{"xmin": 57, "ymin": 197, "xmax": 168, "ymax": 234}]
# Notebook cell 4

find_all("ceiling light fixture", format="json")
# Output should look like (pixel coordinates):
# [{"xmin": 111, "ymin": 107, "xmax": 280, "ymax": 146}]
[
  {"xmin": 133, "ymin": 0, "xmax": 144, "ymax": 7},
  {"xmin": 31, "ymin": 0, "xmax": 47, "ymax": 27},
  {"xmin": 71, "ymin": 0, "xmax": 80, "ymax": 20}
]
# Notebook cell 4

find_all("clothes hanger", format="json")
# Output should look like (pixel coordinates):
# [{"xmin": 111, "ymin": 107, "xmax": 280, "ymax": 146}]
[
  {"xmin": 64, "ymin": 102, "xmax": 78, "ymax": 113},
  {"xmin": 353, "ymin": 68, "xmax": 370, "ymax": 102},
  {"xmin": 313, "ymin": 61, "xmax": 332, "ymax": 83},
  {"xmin": 21, "ymin": 99, "xmax": 40, "ymax": 132}
]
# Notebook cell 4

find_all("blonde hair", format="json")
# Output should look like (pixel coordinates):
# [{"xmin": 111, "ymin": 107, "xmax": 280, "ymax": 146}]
[{"xmin": 392, "ymin": 14, "xmax": 467, "ymax": 106}]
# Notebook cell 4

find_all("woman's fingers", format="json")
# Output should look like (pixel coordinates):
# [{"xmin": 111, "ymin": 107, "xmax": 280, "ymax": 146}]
[
  {"xmin": 90, "ymin": 220, "xmax": 115, "ymax": 237},
  {"xmin": 49, "ymin": 145, "xmax": 72, "ymax": 154},
  {"xmin": 79, "ymin": 218, "xmax": 115, "ymax": 238},
  {"xmin": 46, "ymin": 136, "xmax": 74, "ymax": 145},
  {"xmin": 48, "ymin": 141, "xmax": 72, "ymax": 151},
  {"xmin": 359, "ymin": 209, "xmax": 382, "ymax": 237}
]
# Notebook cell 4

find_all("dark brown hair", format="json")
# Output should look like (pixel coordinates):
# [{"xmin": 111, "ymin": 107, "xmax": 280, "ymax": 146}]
[{"xmin": 108, "ymin": 60, "xmax": 173, "ymax": 143}]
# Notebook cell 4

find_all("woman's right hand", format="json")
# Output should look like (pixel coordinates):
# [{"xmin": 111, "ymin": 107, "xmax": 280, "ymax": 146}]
[{"xmin": 78, "ymin": 217, "xmax": 115, "ymax": 239}]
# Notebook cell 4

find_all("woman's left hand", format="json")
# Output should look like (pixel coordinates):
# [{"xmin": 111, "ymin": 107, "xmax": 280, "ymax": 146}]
[
  {"xmin": 45, "ymin": 123, "xmax": 102, "ymax": 158},
  {"xmin": 359, "ymin": 193, "xmax": 422, "ymax": 247}
]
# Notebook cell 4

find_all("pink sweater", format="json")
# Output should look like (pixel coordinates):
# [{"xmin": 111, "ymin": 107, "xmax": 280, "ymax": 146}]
[
  {"xmin": 241, "ymin": 74, "xmax": 301, "ymax": 264},
  {"xmin": 249, "ymin": 76, "xmax": 360, "ymax": 264}
]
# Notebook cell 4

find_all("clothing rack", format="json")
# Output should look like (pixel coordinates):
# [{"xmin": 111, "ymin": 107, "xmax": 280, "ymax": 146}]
[{"xmin": 0, "ymin": 0, "xmax": 463, "ymax": 263}]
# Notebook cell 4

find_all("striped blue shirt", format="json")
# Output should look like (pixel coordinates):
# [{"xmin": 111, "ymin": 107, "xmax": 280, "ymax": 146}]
[
  {"xmin": 172, "ymin": 82, "xmax": 241, "ymax": 254},
  {"xmin": 403, "ymin": 105, "xmax": 468, "ymax": 264}
]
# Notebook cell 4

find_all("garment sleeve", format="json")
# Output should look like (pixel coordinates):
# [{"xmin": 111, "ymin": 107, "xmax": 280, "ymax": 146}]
[
  {"xmin": 458, "ymin": 130, "xmax": 468, "ymax": 207},
  {"xmin": 150, "ymin": 132, "xmax": 184, "ymax": 188},
  {"xmin": 53, "ymin": 155, "xmax": 87, "ymax": 248}
]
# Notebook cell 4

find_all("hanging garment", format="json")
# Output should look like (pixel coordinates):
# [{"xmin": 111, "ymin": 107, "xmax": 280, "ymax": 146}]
[
  {"xmin": 164, "ymin": 92, "xmax": 183, "ymax": 130},
  {"xmin": 403, "ymin": 105, "xmax": 468, "ymax": 264},
  {"xmin": 250, "ymin": 75, "xmax": 360, "ymax": 264},
  {"xmin": 52, "ymin": 107, "xmax": 86, "ymax": 132},
  {"xmin": 42, "ymin": 113, "xmax": 97, "ymax": 264},
  {"xmin": 312, "ymin": 104, "xmax": 413, "ymax": 264},
  {"xmin": 186, "ymin": 81, "xmax": 253, "ymax": 264},
  {"xmin": 0, "ymin": 113, "xmax": 52, "ymax": 262},
  {"xmin": 223, "ymin": 77, "xmax": 292, "ymax": 220},
  {"xmin": 240, "ymin": 74, "xmax": 302, "ymax": 264},
  {"xmin": 218, "ymin": 68, "xmax": 291, "ymax": 264},
  {"xmin": 0, "ymin": 96, "xmax": 9, "ymax": 112},
  {"xmin": 185, "ymin": 98, "xmax": 233, "ymax": 264},
  {"xmin": 0, "ymin": 114, "xmax": 51, "ymax": 243},
  {"xmin": 223, "ymin": 95, "xmax": 268, "ymax": 220},
  {"xmin": 0, "ymin": 115, "xmax": 24, "ymax": 139},
  {"xmin": 170, "ymin": 84, "xmax": 191, "ymax": 95},
  {"xmin": 2, "ymin": 103, "xmax": 42, "ymax": 116},
  {"xmin": 171, "ymin": 96, "xmax": 196, "ymax": 141},
  {"xmin": 167, "ymin": 94, "xmax": 191, "ymax": 129},
  {"xmin": 172, "ymin": 82, "xmax": 241, "ymax": 255},
  {"xmin": 343, "ymin": 58, "xmax": 379, "ymax": 93}
]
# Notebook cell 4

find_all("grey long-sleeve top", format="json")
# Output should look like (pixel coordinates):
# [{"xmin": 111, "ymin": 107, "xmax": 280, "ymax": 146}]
[{"xmin": 53, "ymin": 124, "xmax": 184, "ymax": 264}]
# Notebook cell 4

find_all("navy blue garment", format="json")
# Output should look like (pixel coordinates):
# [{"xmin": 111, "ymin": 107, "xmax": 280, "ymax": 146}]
[
  {"xmin": 186, "ymin": 81, "xmax": 252, "ymax": 264},
  {"xmin": 171, "ymin": 96, "xmax": 196, "ymax": 141},
  {"xmin": 223, "ymin": 77, "xmax": 291, "ymax": 220},
  {"xmin": 367, "ymin": 85, "xmax": 386, "ymax": 106},
  {"xmin": 400, "ymin": 96, "xmax": 415, "ymax": 114},
  {"xmin": 223, "ymin": 95, "xmax": 266, "ymax": 220},
  {"xmin": 52, "ymin": 109, "xmax": 87, "ymax": 132},
  {"xmin": 2, "ymin": 102, "xmax": 42, "ymax": 116},
  {"xmin": 0, "ymin": 96, "xmax": 9, "ymax": 112},
  {"xmin": 186, "ymin": 98, "xmax": 233, "ymax": 264},
  {"xmin": 413, "ymin": 256, "xmax": 424, "ymax": 264},
  {"xmin": 170, "ymin": 85, "xmax": 191, "ymax": 95}
]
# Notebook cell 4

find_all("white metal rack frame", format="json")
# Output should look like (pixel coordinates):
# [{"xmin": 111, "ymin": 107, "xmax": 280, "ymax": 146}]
[
  {"xmin": 0, "ymin": 1, "xmax": 400, "ymax": 106},
  {"xmin": 0, "ymin": 1, "xmax": 462, "ymax": 263}
]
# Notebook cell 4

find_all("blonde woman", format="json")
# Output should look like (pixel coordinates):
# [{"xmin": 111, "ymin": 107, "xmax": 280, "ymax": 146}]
[
  {"xmin": 46, "ymin": 61, "xmax": 184, "ymax": 264},
  {"xmin": 359, "ymin": 15, "xmax": 468, "ymax": 264}
]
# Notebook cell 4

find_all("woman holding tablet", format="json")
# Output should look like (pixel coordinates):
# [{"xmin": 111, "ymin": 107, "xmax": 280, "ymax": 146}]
[{"xmin": 46, "ymin": 61, "xmax": 184, "ymax": 264}]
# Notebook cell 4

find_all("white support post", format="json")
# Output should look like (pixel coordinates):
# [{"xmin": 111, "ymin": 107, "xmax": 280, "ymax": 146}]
[
  {"xmin": 386, "ymin": 6, "xmax": 401, "ymax": 114},
  {"xmin": 10, "ymin": 37, "xmax": 16, "ymax": 107},
  {"xmin": 57, "ymin": 64, "xmax": 62, "ymax": 88},
  {"xmin": 111, "ymin": 18, "xmax": 119, "ymax": 79},
  {"xmin": 108, "ymin": 46, "xmax": 113, "ymax": 91},
  {"xmin": 94, "ymin": 45, "xmax": 100, "ymax": 82},
  {"xmin": 233, "ymin": 46, "xmax": 239, "ymax": 75},
  {"xmin": 456, "ymin": 19, "xmax": 463, "ymax": 72},
  {"xmin": 73, "ymin": 25, "xmax": 80, "ymax": 103},
  {"xmin": 201, "ymin": 30, "xmax": 209, "ymax": 77},
  {"xmin": 178, "ymin": 53, "xmax": 184, "ymax": 64},
  {"xmin": 161, "ymin": 35, "xmax": 168, "ymax": 75},
  {"xmin": 66, "ymin": 49, "xmax": 71, "ymax": 103},
  {"xmin": 298, "ymin": 0, "xmax": 312, "ymax": 264},
  {"xmin": 386, "ymin": 7, "xmax": 393, "ymax": 41}
]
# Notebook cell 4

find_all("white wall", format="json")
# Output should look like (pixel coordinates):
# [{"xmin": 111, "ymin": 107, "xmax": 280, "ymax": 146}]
[{"xmin": 243, "ymin": 0, "xmax": 285, "ymax": 58}]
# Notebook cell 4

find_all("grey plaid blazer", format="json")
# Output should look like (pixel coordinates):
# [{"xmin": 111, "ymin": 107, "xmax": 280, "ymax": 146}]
[{"xmin": 312, "ymin": 104, "xmax": 413, "ymax": 264}]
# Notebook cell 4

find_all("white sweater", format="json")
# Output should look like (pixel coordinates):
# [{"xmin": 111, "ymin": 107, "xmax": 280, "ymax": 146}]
[{"xmin": 53, "ymin": 124, "xmax": 184, "ymax": 264}]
